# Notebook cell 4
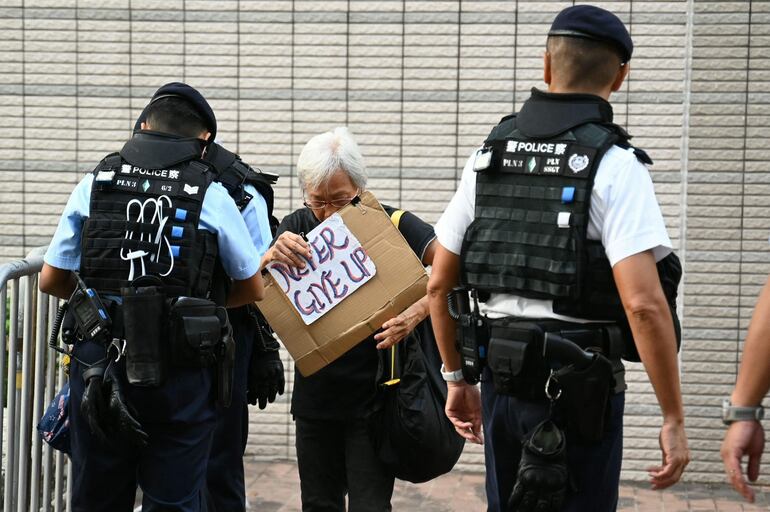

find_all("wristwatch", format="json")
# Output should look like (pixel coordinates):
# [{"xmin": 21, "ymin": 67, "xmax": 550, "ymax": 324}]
[
  {"xmin": 440, "ymin": 364, "xmax": 465, "ymax": 383},
  {"xmin": 722, "ymin": 399, "xmax": 765, "ymax": 425}
]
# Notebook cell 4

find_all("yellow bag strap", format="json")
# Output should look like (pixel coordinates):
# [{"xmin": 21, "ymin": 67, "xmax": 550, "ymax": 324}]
[
  {"xmin": 390, "ymin": 347, "xmax": 397, "ymax": 380},
  {"xmin": 389, "ymin": 209, "xmax": 405, "ymax": 229},
  {"xmin": 382, "ymin": 346, "xmax": 401, "ymax": 387},
  {"xmin": 381, "ymin": 209, "xmax": 406, "ymax": 387}
]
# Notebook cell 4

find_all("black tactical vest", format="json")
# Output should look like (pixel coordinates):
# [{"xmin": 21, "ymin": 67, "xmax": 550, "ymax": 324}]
[
  {"xmin": 80, "ymin": 132, "xmax": 219, "ymax": 299},
  {"xmin": 460, "ymin": 90, "xmax": 681, "ymax": 356}
]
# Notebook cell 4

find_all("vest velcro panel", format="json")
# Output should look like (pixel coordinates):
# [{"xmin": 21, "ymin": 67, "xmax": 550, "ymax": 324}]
[
  {"xmin": 461, "ymin": 123, "xmax": 618, "ymax": 302},
  {"xmin": 80, "ymin": 155, "xmax": 218, "ymax": 299}
]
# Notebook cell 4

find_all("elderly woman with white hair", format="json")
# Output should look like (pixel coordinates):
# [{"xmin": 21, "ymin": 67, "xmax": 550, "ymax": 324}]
[{"xmin": 260, "ymin": 127, "xmax": 437, "ymax": 511}]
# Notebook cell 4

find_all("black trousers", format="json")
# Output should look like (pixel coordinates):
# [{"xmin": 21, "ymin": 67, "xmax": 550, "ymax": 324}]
[
  {"xmin": 294, "ymin": 416, "xmax": 395, "ymax": 512},
  {"xmin": 205, "ymin": 307, "xmax": 254, "ymax": 512}
]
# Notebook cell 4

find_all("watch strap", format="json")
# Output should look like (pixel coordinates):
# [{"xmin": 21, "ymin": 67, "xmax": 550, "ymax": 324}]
[
  {"xmin": 723, "ymin": 399, "xmax": 765, "ymax": 425},
  {"xmin": 440, "ymin": 364, "xmax": 465, "ymax": 383}
]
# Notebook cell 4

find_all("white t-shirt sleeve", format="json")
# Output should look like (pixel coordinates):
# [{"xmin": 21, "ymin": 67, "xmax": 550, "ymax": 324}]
[
  {"xmin": 593, "ymin": 147, "xmax": 672, "ymax": 267},
  {"xmin": 434, "ymin": 151, "xmax": 478, "ymax": 255}
]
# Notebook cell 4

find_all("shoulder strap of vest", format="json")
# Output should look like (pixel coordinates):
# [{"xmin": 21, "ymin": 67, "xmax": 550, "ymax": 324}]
[
  {"xmin": 603, "ymin": 123, "xmax": 653, "ymax": 165},
  {"xmin": 206, "ymin": 144, "xmax": 238, "ymax": 175},
  {"xmin": 571, "ymin": 122, "xmax": 620, "ymax": 149},
  {"xmin": 209, "ymin": 149, "xmax": 279, "ymax": 235},
  {"xmin": 92, "ymin": 152, "xmax": 122, "ymax": 175},
  {"xmin": 484, "ymin": 114, "xmax": 517, "ymax": 144},
  {"xmin": 208, "ymin": 144, "xmax": 278, "ymax": 214},
  {"xmin": 188, "ymin": 159, "xmax": 213, "ymax": 176},
  {"xmin": 219, "ymin": 160, "xmax": 278, "ymax": 216},
  {"xmin": 614, "ymin": 138, "xmax": 653, "ymax": 165}
]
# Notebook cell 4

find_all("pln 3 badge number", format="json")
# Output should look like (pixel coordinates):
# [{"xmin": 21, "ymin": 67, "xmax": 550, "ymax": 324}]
[{"xmin": 568, "ymin": 154, "xmax": 590, "ymax": 174}]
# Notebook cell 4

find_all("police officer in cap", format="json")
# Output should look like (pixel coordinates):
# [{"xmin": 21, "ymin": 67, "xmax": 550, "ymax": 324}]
[
  {"xmin": 428, "ymin": 5, "xmax": 690, "ymax": 511},
  {"xmin": 134, "ymin": 83, "xmax": 286, "ymax": 512},
  {"xmin": 41, "ymin": 85, "xmax": 265, "ymax": 511}
]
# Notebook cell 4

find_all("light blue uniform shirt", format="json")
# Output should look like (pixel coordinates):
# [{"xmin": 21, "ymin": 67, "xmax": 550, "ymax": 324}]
[
  {"xmin": 45, "ymin": 173, "xmax": 262, "ymax": 281},
  {"xmin": 241, "ymin": 183, "xmax": 272, "ymax": 259}
]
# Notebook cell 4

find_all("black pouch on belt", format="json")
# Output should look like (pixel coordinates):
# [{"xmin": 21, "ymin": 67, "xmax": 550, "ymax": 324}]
[
  {"xmin": 486, "ymin": 321, "xmax": 551, "ymax": 401},
  {"xmin": 215, "ymin": 307, "xmax": 235, "ymax": 408},
  {"xmin": 121, "ymin": 285, "xmax": 167, "ymax": 387},
  {"xmin": 168, "ymin": 297, "xmax": 222, "ymax": 368},
  {"xmin": 555, "ymin": 352, "xmax": 614, "ymax": 443}
]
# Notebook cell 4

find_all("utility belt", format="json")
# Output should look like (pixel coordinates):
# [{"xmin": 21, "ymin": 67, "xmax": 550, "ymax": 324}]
[
  {"xmin": 57, "ymin": 278, "xmax": 235, "ymax": 407},
  {"xmin": 487, "ymin": 318, "xmax": 623, "ymax": 442},
  {"xmin": 449, "ymin": 287, "xmax": 625, "ymax": 442}
]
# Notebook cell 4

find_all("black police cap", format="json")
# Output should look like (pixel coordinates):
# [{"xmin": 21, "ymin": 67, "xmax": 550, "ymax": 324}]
[
  {"xmin": 135, "ymin": 82, "xmax": 217, "ymax": 143},
  {"xmin": 548, "ymin": 5, "xmax": 633, "ymax": 63}
]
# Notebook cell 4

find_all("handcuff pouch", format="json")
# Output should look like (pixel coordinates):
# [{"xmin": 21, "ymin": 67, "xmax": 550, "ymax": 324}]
[
  {"xmin": 168, "ymin": 297, "xmax": 222, "ymax": 368},
  {"xmin": 487, "ymin": 320, "xmax": 550, "ymax": 401}
]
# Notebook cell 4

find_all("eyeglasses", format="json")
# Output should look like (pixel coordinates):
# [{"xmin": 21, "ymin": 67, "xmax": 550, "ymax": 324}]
[{"xmin": 303, "ymin": 193, "xmax": 359, "ymax": 211}]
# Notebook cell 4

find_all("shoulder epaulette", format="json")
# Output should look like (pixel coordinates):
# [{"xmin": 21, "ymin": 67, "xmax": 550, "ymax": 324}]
[
  {"xmin": 631, "ymin": 147, "xmax": 653, "ymax": 165},
  {"xmin": 606, "ymin": 123, "xmax": 653, "ymax": 166},
  {"xmin": 615, "ymin": 138, "xmax": 653, "ymax": 166}
]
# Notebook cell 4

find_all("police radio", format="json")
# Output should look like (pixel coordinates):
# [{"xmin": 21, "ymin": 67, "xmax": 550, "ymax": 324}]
[
  {"xmin": 447, "ymin": 287, "xmax": 489, "ymax": 385},
  {"xmin": 68, "ymin": 274, "xmax": 112, "ymax": 341}
]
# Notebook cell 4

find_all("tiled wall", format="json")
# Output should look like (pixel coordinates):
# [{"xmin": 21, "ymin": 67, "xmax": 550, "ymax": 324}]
[{"xmin": 2, "ymin": 0, "xmax": 768, "ymax": 484}]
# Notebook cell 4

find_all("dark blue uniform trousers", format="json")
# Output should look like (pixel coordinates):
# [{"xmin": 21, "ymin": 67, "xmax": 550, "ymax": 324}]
[
  {"xmin": 69, "ymin": 341, "xmax": 217, "ymax": 512},
  {"xmin": 204, "ymin": 306, "xmax": 254, "ymax": 512},
  {"xmin": 481, "ymin": 369, "xmax": 624, "ymax": 512}
]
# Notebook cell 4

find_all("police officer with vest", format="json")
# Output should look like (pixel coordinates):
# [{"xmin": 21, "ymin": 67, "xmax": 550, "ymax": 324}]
[
  {"xmin": 40, "ymin": 87, "xmax": 265, "ymax": 511},
  {"xmin": 427, "ymin": 6, "xmax": 690, "ymax": 511},
  {"xmin": 133, "ymin": 83, "xmax": 286, "ymax": 512}
]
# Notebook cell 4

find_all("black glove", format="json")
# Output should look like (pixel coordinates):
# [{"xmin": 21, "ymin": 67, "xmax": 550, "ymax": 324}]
[
  {"xmin": 509, "ymin": 419, "xmax": 568, "ymax": 512},
  {"xmin": 79, "ymin": 364, "xmax": 148, "ymax": 447},
  {"xmin": 247, "ymin": 350, "xmax": 285, "ymax": 409},
  {"xmin": 103, "ymin": 365, "xmax": 149, "ymax": 447},
  {"xmin": 80, "ymin": 366, "xmax": 110, "ymax": 444}
]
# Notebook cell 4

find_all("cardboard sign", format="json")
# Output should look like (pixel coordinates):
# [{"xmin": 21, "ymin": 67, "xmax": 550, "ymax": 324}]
[
  {"xmin": 257, "ymin": 191, "xmax": 429, "ymax": 377},
  {"xmin": 267, "ymin": 215, "xmax": 377, "ymax": 325}
]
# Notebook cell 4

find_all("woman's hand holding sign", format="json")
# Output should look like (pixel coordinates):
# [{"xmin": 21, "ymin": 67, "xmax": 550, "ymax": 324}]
[
  {"xmin": 262, "ymin": 231, "xmax": 312, "ymax": 269},
  {"xmin": 266, "ymin": 216, "xmax": 377, "ymax": 326}
]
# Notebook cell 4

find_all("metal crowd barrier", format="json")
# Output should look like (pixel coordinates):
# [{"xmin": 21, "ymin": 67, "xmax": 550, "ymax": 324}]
[{"xmin": 0, "ymin": 249, "xmax": 71, "ymax": 512}]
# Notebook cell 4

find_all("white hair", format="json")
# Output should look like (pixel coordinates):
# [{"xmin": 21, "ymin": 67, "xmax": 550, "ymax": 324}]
[{"xmin": 297, "ymin": 127, "xmax": 368, "ymax": 190}]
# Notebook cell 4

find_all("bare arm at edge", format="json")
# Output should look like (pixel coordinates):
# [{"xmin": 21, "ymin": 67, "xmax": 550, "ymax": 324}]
[
  {"xmin": 227, "ymin": 272, "xmax": 265, "ymax": 307},
  {"xmin": 39, "ymin": 263, "xmax": 76, "ymax": 300},
  {"xmin": 427, "ymin": 242, "xmax": 482, "ymax": 444},
  {"xmin": 720, "ymin": 276, "xmax": 770, "ymax": 502},
  {"xmin": 613, "ymin": 250, "xmax": 689, "ymax": 489}
]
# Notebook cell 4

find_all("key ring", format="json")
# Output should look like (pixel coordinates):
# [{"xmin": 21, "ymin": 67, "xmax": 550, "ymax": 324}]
[
  {"xmin": 109, "ymin": 338, "xmax": 127, "ymax": 362},
  {"xmin": 545, "ymin": 369, "xmax": 562, "ymax": 402}
]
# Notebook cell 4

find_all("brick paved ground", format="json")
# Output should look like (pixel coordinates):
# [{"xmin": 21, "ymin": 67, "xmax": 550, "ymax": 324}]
[{"xmin": 244, "ymin": 460, "xmax": 770, "ymax": 511}]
